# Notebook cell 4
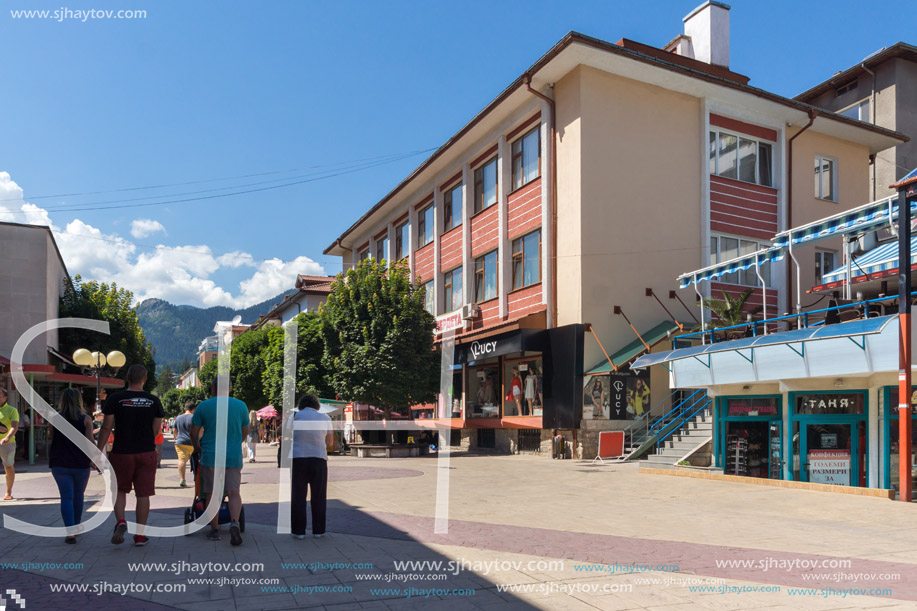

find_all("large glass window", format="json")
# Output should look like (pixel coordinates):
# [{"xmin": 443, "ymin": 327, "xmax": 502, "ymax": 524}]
[
  {"xmin": 358, "ymin": 249, "xmax": 369, "ymax": 262},
  {"xmin": 840, "ymin": 99, "xmax": 870, "ymax": 123},
  {"xmin": 417, "ymin": 204, "xmax": 434, "ymax": 248},
  {"xmin": 421, "ymin": 280, "xmax": 434, "ymax": 315},
  {"xmin": 888, "ymin": 387, "xmax": 917, "ymax": 497},
  {"xmin": 512, "ymin": 230, "xmax": 541, "ymax": 290},
  {"xmin": 503, "ymin": 355, "xmax": 543, "ymax": 417},
  {"xmin": 395, "ymin": 222, "xmax": 409, "ymax": 260},
  {"xmin": 443, "ymin": 184, "xmax": 463, "ymax": 232},
  {"xmin": 466, "ymin": 360, "xmax": 500, "ymax": 418},
  {"xmin": 815, "ymin": 156, "xmax": 836, "ymax": 201},
  {"xmin": 709, "ymin": 128, "xmax": 773, "ymax": 187},
  {"xmin": 473, "ymin": 158, "xmax": 498, "ymax": 214},
  {"xmin": 443, "ymin": 266, "xmax": 462, "ymax": 312},
  {"xmin": 375, "ymin": 236, "xmax": 389, "ymax": 262},
  {"xmin": 710, "ymin": 234, "xmax": 771, "ymax": 287},
  {"xmin": 474, "ymin": 250, "xmax": 498, "ymax": 303},
  {"xmin": 512, "ymin": 127, "xmax": 540, "ymax": 190}
]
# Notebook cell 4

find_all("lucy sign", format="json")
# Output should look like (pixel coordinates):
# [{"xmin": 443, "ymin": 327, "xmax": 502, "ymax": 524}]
[{"xmin": 469, "ymin": 340, "xmax": 497, "ymax": 360}]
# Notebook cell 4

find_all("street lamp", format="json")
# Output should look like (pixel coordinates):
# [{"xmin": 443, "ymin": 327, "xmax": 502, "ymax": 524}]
[{"xmin": 73, "ymin": 349, "xmax": 127, "ymax": 411}]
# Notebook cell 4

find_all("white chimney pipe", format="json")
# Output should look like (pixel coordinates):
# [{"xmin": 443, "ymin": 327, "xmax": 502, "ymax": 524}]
[{"xmin": 683, "ymin": 1, "xmax": 730, "ymax": 68}]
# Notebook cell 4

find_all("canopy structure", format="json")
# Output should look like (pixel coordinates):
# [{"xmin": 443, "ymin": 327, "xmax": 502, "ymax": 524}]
[
  {"xmin": 678, "ymin": 247, "xmax": 784, "ymax": 289},
  {"xmin": 585, "ymin": 320, "xmax": 680, "ymax": 375},
  {"xmin": 257, "ymin": 405, "xmax": 279, "ymax": 420},
  {"xmin": 821, "ymin": 235, "xmax": 917, "ymax": 285},
  {"xmin": 631, "ymin": 315, "xmax": 898, "ymax": 388}
]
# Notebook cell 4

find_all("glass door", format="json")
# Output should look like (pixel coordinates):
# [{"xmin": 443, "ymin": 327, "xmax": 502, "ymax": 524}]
[
  {"xmin": 800, "ymin": 422, "xmax": 856, "ymax": 486},
  {"xmin": 768, "ymin": 421, "xmax": 782, "ymax": 479}
]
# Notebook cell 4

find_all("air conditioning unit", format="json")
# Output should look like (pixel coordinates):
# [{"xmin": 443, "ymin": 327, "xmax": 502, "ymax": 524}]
[{"xmin": 461, "ymin": 303, "xmax": 481, "ymax": 320}]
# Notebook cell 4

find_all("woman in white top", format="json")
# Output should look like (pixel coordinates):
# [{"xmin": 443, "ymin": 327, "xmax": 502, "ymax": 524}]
[
  {"xmin": 524, "ymin": 368, "xmax": 537, "ymax": 415},
  {"xmin": 289, "ymin": 394, "xmax": 333, "ymax": 539}
]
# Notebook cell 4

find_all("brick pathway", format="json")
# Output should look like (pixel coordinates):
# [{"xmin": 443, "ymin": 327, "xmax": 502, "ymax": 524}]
[{"xmin": 0, "ymin": 568, "xmax": 177, "ymax": 610}]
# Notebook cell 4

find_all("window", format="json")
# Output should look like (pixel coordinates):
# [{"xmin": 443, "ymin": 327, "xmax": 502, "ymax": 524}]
[
  {"xmin": 511, "ymin": 230, "xmax": 541, "ymax": 290},
  {"xmin": 375, "ymin": 236, "xmax": 389, "ymax": 262},
  {"xmin": 511, "ymin": 127, "xmax": 540, "ymax": 190},
  {"xmin": 443, "ymin": 266, "xmax": 463, "ymax": 312},
  {"xmin": 417, "ymin": 204, "xmax": 434, "ymax": 248},
  {"xmin": 421, "ymin": 280, "xmax": 434, "ymax": 315},
  {"xmin": 467, "ymin": 360, "xmax": 500, "ymax": 418},
  {"xmin": 839, "ymin": 99, "xmax": 870, "ymax": 123},
  {"xmin": 358, "ymin": 249, "xmax": 369, "ymax": 262},
  {"xmin": 815, "ymin": 250, "xmax": 836, "ymax": 282},
  {"xmin": 814, "ymin": 155, "xmax": 836, "ymax": 201},
  {"xmin": 709, "ymin": 129, "xmax": 773, "ymax": 187},
  {"xmin": 836, "ymin": 80, "xmax": 858, "ymax": 96},
  {"xmin": 443, "ymin": 184, "xmax": 463, "ymax": 232},
  {"xmin": 710, "ymin": 234, "xmax": 771, "ymax": 287},
  {"xmin": 474, "ymin": 250, "xmax": 498, "ymax": 303},
  {"xmin": 395, "ymin": 222, "xmax": 409, "ymax": 260},
  {"xmin": 473, "ymin": 158, "xmax": 498, "ymax": 214}
]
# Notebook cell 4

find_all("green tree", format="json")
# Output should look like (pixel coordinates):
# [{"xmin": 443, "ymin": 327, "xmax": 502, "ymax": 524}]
[
  {"xmin": 321, "ymin": 259, "xmax": 439, "ymax": 425},
  {"xmin": 227, "ymin": 327, "xmax": 272, "ymax": 408},
  {"xmin": 160, "ymin": 386, "xmax": 207, "ymax": 418},
  {"xmin": 59, "ymin": 275, "xmax": 157, "ymax": 392},
  {"xmin": 156, "ymin": 365, "xmax": 175, "ymax": 396},
  {"xmin": 198, "ymin": 357, "xmax": 218, "ymax": 390},
  {"xmin": 699, "ymin": 289, "xmax": 763, "ymax": 328},
  {"xmin": 262, "ymin": 313, "xmax": 334, "ymax": 408}
]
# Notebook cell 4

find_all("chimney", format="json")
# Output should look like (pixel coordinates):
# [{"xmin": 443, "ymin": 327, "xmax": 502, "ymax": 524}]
[{"xmin": 683, "ymin": 1, "xmax": 730, "ymax": 68}]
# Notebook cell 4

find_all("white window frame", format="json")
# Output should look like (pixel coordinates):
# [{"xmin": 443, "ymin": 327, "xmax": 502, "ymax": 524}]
[
  {"xmin": 709, "ymin": 127, "xmax": 774, "ymax": 187},
  {"xmin": 815, "ymin": 249, "xmax": 837, "ymax": 283},
  {"xmin": 839, "ymin": 99, "xmax": 870, "ymax": 123},
  {"xmin": 709, "ymin": 233, "xmax": 773, "ymax": 288},
  {"xmin": 814, "ymin": 154, "xmax": 838, "ymax": 202}
]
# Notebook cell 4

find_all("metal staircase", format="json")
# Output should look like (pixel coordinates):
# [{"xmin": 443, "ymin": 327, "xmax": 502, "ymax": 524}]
[{"xmin": 621, "ymin": 389, "xmax": 712, "ymax": 462}]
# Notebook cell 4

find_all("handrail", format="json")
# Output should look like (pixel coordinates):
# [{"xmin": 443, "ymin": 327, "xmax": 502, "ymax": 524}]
[
  {"xmin": 650, "ymin": 389, "xmax": 704, "ymax": 433},
  {"xmin": 673, "ymin": 290, "xmax": 917, "ymax": 347},
  {"xmin": 655, "ymin": 395, "xmax": 712, "ymax": 453},
  {"xmin": 622, "ymin": 388, "xmax": 681, "ymax": 454},
  {"xmin": 653, "ymin": 393, "xmax": 707, "ymax": 438}
]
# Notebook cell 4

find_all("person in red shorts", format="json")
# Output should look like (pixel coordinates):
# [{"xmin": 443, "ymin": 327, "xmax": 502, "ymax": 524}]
[{"xmin": 96, "ymin": 365, "xmax": 164, "ymax": 547}]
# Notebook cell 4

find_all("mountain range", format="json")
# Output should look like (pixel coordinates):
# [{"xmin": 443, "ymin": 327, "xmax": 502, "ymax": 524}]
[{"xmin": 136, "ymin": 291, "xmax": 292, "ymax": 373}]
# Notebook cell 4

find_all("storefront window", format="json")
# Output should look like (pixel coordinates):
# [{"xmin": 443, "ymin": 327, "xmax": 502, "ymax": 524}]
[
  {"xmin": 720, "ymin": 396, "xmax": 781, "ymax": 480},
  {"xmin": 503, "ymin": 354, "xmax": 543, "ymax": 417},
  {"xmin": 887, "ymin": 388, "xmax": 917, "ymax": 497},
  {"xmin": 466, "ymin": 359, "xmax": 500, "ymax": 418},
  {"xmin": 795, "ymin": 393, "xmax": 864, "ymax": 415}
]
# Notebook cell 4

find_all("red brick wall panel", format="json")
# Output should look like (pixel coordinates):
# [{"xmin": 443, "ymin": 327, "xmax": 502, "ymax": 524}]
[
  {"xmin": 470, "ymin": 206, "xmax": 499, "ymax": 258},
  {"xmin": 440, "ymin": 226, "xmax": 463, "ymax": 271},
  {"xmin": 414, "ymin": 242, "xmax": 434, "ymax": 282},
  {"xmin": 507, "ymin": 178, "xmax": 542, "ymax": 241}
]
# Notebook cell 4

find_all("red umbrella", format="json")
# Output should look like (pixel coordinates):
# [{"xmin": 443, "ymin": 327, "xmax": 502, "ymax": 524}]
[{"xmin": 257, "ymin": 405, "xmax": 278, "ymax": 420}]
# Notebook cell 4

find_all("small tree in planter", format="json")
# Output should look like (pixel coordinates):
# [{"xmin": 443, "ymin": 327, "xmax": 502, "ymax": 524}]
[
  {"xmin": 699, "ymin": 289, "xmax": 762, "ymax": 329},
  {"xmin": 320, "ymin": 259, "xmax": 439, "ymax": 444}
]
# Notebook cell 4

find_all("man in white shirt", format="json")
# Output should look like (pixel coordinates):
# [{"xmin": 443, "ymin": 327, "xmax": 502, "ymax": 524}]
[{"xmin": 289, "ymin": 394, "xmax": 333, "ymax": 539}]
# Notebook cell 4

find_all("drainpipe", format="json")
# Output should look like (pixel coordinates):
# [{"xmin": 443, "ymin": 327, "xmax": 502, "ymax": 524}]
[
  {"xmin": 524, "ymin": 74, "xmax": 558, "ymax": 329},
  {"xmin": 862, "ymin": 63, "xmax": 877, "ymax": 201},
  {"xmin": 785, "ymin": 110, "xmax": 817, "ymax": 315}
]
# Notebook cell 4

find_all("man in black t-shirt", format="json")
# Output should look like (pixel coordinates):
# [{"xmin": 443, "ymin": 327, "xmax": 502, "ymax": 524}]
[{"xmin": 97, "ymin": 365, "xmax": 164, "ymax": 547}]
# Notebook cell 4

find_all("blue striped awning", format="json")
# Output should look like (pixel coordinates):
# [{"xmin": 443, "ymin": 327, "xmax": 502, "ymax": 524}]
[
  {"xmin": 678, "ymin": 247, "xmax": 784, "ymax": 289},
  {"xmin": 773, "ymin": 195, "xmax": 902, "ymax": 249},
  {"xmin": 822, "ymin": 236, "xmax": 917, "ymax": 284}
]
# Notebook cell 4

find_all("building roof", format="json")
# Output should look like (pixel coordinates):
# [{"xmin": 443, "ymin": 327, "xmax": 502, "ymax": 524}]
[
  {"xmin": 794, "ymin": 42, "xmax": 917, "ymax": 102},
  {"xmin": 325, "ymin": 31, "xmax": 909, "ymax": 257}
]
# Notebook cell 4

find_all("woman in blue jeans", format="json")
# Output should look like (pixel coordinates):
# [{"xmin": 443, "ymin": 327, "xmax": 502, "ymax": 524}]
[{"xmin": 49, "ymin": 388, "xmax": 95, "ymax": 544}]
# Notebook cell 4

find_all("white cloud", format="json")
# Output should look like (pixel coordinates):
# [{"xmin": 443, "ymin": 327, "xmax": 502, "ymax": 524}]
[
  {"xmin": 130, "ymin": 218, "xmax": 166, "ymax": 238},
  {"xmin": 0, "ymin": 172, "xmax": 326, "ymax": 308},
  {"xmin": 238, "ymin": 256, "xmax": 324, "ymax": 307}
]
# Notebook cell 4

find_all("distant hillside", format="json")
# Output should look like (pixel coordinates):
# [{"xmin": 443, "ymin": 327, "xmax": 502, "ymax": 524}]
[{"xmin": 137, "ymin": 291, "xmax": 293, "ymax": 373}]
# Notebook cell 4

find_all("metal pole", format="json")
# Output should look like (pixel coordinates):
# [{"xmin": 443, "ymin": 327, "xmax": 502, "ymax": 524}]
[
  {"xmin": 755, "ymin": 252, "xmax": 767, "ymax": 335},
  {"xmin": 28, "ymin": 373, "xmax": 34, "ymax": 466},
  {"xmin": 898, "ymin": 185, "xmax": 914, "ymax": 501},
  {"xmin": 694, "ymin": 273, "xmax": 706, "ymax": 344}
]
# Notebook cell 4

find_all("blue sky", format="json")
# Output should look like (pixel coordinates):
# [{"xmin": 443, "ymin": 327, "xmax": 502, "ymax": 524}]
[{"xmin": 1, "ymin": 0, "xmax": 913, "ymax": 308}]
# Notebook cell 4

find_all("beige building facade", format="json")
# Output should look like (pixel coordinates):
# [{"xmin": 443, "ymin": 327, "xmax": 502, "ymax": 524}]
[{"xmin": 325, "ymin": 3, "xmax": 906, "ymax": 456}]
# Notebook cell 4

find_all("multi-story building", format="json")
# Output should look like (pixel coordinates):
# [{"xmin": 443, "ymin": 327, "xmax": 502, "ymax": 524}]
[
  {"xmin": 197, "ymin": 335, "xmax": 218, "ymax": 369},
  {"xmin": 251, "ymin": 274, "xmax": 335, "ymax": 330},
  {"xmin": 178, "ymin": 367, "xmax": 199, "ymax": 389},
  {"xmin": 796, "ymin": 42, "xmax": 917, "ymax": 201},
  {"xmin": 324, "ymin": 2, "xmax": 906, "ymax": 457}
]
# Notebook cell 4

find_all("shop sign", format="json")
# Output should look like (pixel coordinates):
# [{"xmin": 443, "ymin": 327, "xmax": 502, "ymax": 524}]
[
  {"xmin": 888, "ymin": 387, "xmax": 917, "ymax": 416},
  {"xmin": 454, "ymin": 329, "xmax": 543, "ymax": 365},
  {"xmin": 808, "ymin": 449, "xmax": 850, "ymax": 485},
  {"xmin": 583, "ymin": 371, "xmax": 649, "ymax": 421},
  {"xmin": 796, "ymin": 393, "xmax": 863, "ymax": 415},
  {"xmin": 726, "ymin": 398, "xmax": 778, "ymax": 417},
  {"xmin": 434, "ymin": 310, "xmax": 465, "ymax": 335}
]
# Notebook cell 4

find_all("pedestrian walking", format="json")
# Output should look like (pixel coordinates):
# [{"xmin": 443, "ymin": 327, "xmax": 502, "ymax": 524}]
[
  {"xmin": 173, "ymin": 401, "xmax": 196, "ymax": 487},
  {"xmin": 246, "ymin": 410, "xmax": 258, "ymax": 463},
  {"xmin": 190, "ymin": 376, "xmax": 248, "ymax": 545},
  {"xmin": 96, "ymin": 365, "xmax": 164, "ymax": 547},
  {"xmin": 289, "ymin": 394, "xmax": 332, "ymax": 540},
  {"xmin": 49, "ymin": 388, "xmax": 95, "ymax": 543},
  {"xmin": 0, "ymin": 388, "xmax": 19, "ymax": 501}
]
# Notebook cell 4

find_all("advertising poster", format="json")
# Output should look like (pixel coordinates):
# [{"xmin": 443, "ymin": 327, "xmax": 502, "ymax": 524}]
[
  {"xmin": 808, "ymin": 450, "xmax": 851, "ymax": 486},
  {"xmin": 583, "ymin": 371, "xmax": 650, "ymax": 420}
]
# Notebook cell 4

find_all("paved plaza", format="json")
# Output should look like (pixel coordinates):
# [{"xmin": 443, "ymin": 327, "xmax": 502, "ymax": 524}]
[{"xmin": 1, "ymin": 443, "xmax": 916, "ymax": 610}]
